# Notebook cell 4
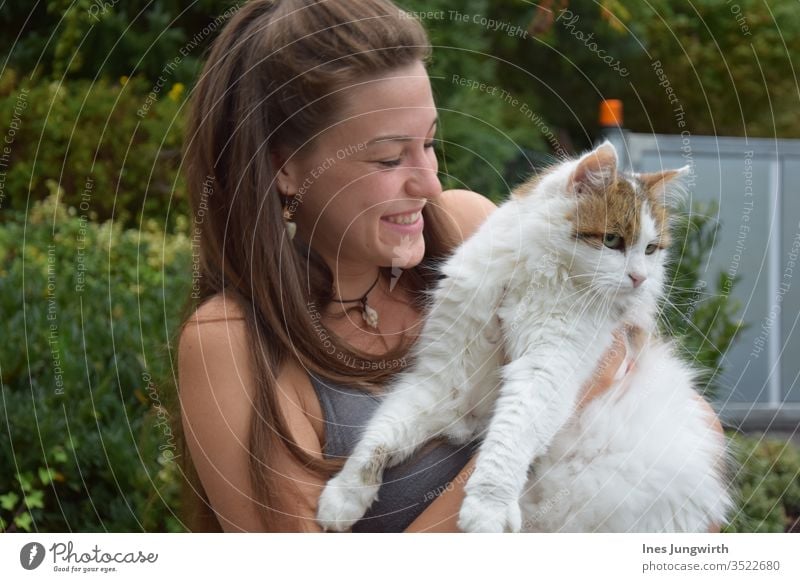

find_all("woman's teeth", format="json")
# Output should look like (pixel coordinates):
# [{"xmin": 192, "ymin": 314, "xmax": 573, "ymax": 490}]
[{"xmin": 384, "ymin": 211, "xmax": 420, "ymax": 225}]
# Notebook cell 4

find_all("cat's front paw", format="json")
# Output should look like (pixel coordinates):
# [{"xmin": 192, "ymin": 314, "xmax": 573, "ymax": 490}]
[
  {"xmin": 316, "ymin": 472, "xmax": 379, "ymax": 532},
  {"xmin": 458, "ymin": 492, "xmax": 522, "ymax": 533}
]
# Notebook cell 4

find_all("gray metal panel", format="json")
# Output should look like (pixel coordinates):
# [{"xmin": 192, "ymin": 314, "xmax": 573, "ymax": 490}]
[
  {"xmin": 600, "ymin": 131, "xmax": 800, "ymax": 429},
  {"xmin": 632, "ymin": 143, "xmax": 773, "ymax": 406},
  {"xmin": 780, "ymin": 158, "xmax": 800, "ymax": 403}
]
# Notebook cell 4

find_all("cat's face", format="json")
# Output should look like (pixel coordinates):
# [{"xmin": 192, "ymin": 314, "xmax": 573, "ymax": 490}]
[{"xmin": 550, "ymin": 143, "xmax": 688, "ymax": 309}]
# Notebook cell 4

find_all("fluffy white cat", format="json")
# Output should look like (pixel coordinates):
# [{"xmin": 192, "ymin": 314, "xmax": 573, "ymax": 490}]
[{"xmin": 316, "ymin": 142, "xmax": 734, "ymax": 532}]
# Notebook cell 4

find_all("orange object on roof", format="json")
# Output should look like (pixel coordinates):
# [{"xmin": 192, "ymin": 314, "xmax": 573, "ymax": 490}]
[{"xmin": 599, "ymin": 99, "xmax": 623, "ymax": 127}]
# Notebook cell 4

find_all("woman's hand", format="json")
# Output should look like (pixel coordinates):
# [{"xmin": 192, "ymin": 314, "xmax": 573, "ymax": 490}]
[{"xmin": 576, "ymin": 326, "xmax": 628, "ymax": 409}]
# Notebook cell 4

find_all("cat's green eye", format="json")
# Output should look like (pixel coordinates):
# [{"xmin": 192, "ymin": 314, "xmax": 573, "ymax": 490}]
[
  {"xmin": 645, "ymin": 243, "xmax": 658, "ymax": 255},
  {"xmin": 603, "ymin": 233, "xmax": 624, "ymax": 250}
]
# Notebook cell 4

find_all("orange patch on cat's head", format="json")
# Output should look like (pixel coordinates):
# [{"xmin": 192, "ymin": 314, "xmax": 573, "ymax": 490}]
[
  {"xmin": 567, "ymin": 176, "xmax": 645, "ymax": 248},
  {"xmin": 565, "ymin": 146, "xmax": 678, "ymax": 249}
]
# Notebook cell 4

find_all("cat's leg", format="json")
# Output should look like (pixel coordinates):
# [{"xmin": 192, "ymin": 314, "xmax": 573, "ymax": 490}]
[
  {"xmin": 458, "ymin": 351, "xmax": 585, "ymax": 533},
  {"xmin": 316, "ymin": 375, "xmax": 453, "ymax": 531}
]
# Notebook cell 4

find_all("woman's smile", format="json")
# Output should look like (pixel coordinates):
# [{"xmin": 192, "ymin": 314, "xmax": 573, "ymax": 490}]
[{"xmin": 380, "ymin": 208, "xmax": 424, "ymax": 234}]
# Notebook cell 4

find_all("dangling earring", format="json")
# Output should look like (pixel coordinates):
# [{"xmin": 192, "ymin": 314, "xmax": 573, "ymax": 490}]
[{"xmin": 282, "ymin": 190, "xmax": 297, "ymax": 240}]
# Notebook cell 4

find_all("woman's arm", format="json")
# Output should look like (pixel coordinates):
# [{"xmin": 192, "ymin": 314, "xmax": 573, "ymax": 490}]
[{"xmin": 179, "ymin": 296, "xmax": 327, "ymax": 532}]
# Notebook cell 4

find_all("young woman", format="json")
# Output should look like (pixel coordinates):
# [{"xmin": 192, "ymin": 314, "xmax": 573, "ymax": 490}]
[{"xmin": 175, "ymin": 0, "xmax": 723, "ymax": 532}]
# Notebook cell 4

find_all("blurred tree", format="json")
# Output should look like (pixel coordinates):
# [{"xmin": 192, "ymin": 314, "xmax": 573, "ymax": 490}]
[
  {"xmin": 0, "ymin": 0, "xmax": 239, "ymax": 84},
  {"xmin": 517, "ymin": 0, "xmax": 800, "ymax": 147},
  {"xmin": 396, "ymin": 0, "xmax": 547, "ymax": 200}
]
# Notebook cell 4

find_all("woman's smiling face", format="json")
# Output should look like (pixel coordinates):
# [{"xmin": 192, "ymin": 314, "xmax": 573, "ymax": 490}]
[{"xmin": 278, "ymin": 60, "xmax": 442, "ymax": 272}]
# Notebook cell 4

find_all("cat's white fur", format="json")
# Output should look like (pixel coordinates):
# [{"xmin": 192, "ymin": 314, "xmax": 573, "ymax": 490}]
[{"xmin": 316, "ymin": 142, "xmax": 734, "ymax": 532}]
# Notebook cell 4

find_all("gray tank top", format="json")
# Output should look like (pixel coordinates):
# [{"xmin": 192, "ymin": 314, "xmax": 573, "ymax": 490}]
[{"xmin": 309, "ymin": 371, "xmax": 479, "ymax": 532}]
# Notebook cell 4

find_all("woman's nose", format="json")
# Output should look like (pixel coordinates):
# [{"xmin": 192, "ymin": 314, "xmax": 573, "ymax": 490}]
[{"xmin": 406, "ymin": 152, "xmax": 442, "ymax": 199}]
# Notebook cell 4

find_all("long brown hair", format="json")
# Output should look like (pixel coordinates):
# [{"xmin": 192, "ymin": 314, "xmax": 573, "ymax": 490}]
[{"xmin": 174, "ymin": 0, "xmax": 456, "ymax": 532}]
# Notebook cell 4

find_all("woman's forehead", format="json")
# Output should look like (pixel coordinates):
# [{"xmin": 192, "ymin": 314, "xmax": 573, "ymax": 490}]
[{"xmin": 328, "ymin": 65, "xmax": 436, "ymax": 132}]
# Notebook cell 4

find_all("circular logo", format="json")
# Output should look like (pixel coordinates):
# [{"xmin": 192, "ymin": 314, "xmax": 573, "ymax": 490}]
[{"xmin": 20, "ymin": 542, "xmax": 46, "ymax": 570}]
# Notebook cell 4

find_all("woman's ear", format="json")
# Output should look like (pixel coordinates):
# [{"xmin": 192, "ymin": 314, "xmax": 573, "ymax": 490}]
[{"xmin": 269, "ymin": 148, "xmax": 301, "ymax": 195}]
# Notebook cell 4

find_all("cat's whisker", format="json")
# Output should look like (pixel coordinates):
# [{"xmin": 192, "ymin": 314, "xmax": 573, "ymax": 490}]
[{"xmin": 660, "ymin": 297, "xmax": 729, "ymax": 359}]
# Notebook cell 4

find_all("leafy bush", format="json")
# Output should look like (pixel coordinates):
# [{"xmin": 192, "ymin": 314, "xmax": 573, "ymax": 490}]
[
  {"xmin": 0, "ymin": 192, "xmax": 191, "ymax": 532},
  {"xmin": 520, "ymin": 0, "xmax": 800, "ymax": 146},
  {"xmin": 661, "ymin": 204, "xmax": 747, "ymax": 400},
  {"xmin": 0, "ymin": 69, "xmax": 187, "ymax": 229},
  {"xmin": 1, "ymin": 0, "xmax": 239, "ymax": 85},
  {"xmin": 724, "ymin": 434, "xmax": 800, "ymax": 533}
]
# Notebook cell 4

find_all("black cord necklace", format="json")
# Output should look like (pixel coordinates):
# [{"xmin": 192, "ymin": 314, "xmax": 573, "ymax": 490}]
[{"xmin": 332, "ymin": 271, "xmax": 381, "ymax": 329}]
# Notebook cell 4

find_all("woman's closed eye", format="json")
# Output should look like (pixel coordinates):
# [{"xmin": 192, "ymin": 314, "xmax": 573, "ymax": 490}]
[{"xmin": 376, "ymin": 141, "xmax": 436, "ymax": 167}]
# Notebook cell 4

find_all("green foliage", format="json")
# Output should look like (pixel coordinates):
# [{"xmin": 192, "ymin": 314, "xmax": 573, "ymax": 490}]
[
  {"xmin": 396, "ymin": 0, "xmax": 546, "ymax": 200},
  {"xmin": 503, "ymin": 0, "xmax": 642, "ymax": 151},
  {"xmin": 1, "ymin": 0, "xmax": 239, "ymax": 85},
  {"xmin": 0, "ymin": 69, "xmax": 186, "ymax": 228},
  {"xmin": 619, "ymin": 0, "xmax": 800, "ymax": 138},
  {"xmin": 661, "ymin": 204, "xmax": 747, "ymax": 400},
  {"xmin": 523, "ymin": 0, "xmax": 800, "ymax": 145},
  {"xmin": 0, "ymin": 194, "xmax": 191, "ymax": 532},
  {"xmin": 724, "ymin": 434, "xmax": 800, "ymax": 533}
]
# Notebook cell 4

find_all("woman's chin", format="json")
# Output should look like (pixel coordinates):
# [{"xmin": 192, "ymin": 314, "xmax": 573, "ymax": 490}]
[{"xmin": 378, "ymin": 240, "xmax": 425, "ymax": 270}]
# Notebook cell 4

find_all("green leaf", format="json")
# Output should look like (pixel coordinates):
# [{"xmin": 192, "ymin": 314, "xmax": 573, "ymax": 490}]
[
  {"xmin": 38, "ymin": 467, "xmax": 57, "ymax": 486},
  {"xmin": 51, "ymin": 447, "xmax": 69, "ymax": 464},
  {"xmin": 25, "ymin": 490, "xmax": 45, "ymax": 510},
  {"xmin": 14, "ymin": 512, "xmax": 33, "ymax": 532},
  {"xmin": 0, "ymin": 491, "xmax": 20, "ymax": 511},
  {"xmin": 16, "ymin": 472, "xmax": 34, "ymax": 493}
]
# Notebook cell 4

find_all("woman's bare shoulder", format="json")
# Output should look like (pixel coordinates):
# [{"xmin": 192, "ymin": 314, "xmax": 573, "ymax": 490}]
[
  {"xmin": 181, "ymin": 293, "xmax": 324, "ymax": 441},
  {"xmin": 185, "ymin": 293, "xmax": 246, "ymax": 325},
  {"xmin": 439, "ymin": 189, "xmax": 498, "ymax": 242},
  {"xmin": 178, "ymin": 294, "xmax": 326, "ymax": 530}
]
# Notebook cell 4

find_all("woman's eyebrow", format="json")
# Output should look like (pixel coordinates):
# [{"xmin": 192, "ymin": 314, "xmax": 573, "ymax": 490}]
[{"xmin": 366, "ymin": 118, "xmax": 438, "ymax": 146}]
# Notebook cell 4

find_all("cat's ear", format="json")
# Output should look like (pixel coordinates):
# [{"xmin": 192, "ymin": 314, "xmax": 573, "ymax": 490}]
[
  {"xmin": 640, "ymin": 164, "xmax": 692, "ymax": 209},
  {"xmin": 569, "ymin": 141, "xmax": 618, "ymax": 196}
]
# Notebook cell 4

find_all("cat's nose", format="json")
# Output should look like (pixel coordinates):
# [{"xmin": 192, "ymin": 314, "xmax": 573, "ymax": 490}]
[{"xmin": 628, "ymin": 273, "xmax": 646, "ymax": 288}]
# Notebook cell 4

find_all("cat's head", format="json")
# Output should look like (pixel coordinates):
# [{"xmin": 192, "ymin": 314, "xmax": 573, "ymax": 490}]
[{"xmin": 523, "ymin": 141, "xmax": 690, "ymax": 315}]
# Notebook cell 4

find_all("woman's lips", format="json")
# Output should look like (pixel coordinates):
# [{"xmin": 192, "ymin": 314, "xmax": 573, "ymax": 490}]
[{"xmin": 380, "ymin": 210, "xmax": 423, "ymax": 234}]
